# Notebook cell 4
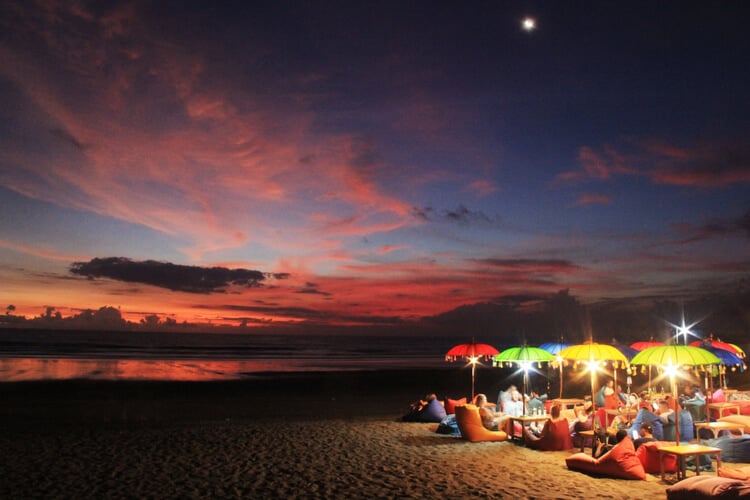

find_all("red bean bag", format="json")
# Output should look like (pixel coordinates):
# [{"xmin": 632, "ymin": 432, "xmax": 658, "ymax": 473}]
[
  {"xmin": 526, "ymin": 419, "xmax": 574, "ymax": 451},
  {"xmin": 565, "ymin": 436, "xmax": 647, "ymax": 480},
  {"xmin": 666, "ymin": 476, "xmax": 750, "ymax": 499},
  {"xmin": 635, "ymin": 441, "xmax": 678, "ymax": 473},
  {"xmin": 454, "ymin": 404, "xmax": 508, "ymax": 443},
  {"xmin": 444, "ymin": 397, "xmax": 467, "ymax": 415}
]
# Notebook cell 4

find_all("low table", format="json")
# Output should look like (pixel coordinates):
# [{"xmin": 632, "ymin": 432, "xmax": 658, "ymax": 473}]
[
  {"xmin": 659, "ymin": 444, "xmax": 722, "ymax": 482},
  {"xmin": 605, "ymin": 408, "xmax": 638, "ymax": 425},
  {"xmin": 694, "ymin": 421, "xmax": 747, "ymax": 439},
  {"xmin": 508, "ymin": 415, "xmax": 550, "ymax": 443},
  {"xmin": 707, "ymin": 402, "xmax": 741, "ymax": 419},
  {"xmin": 551, "ymin": 398, "xmax": 585, "ymax": 410},
  {"xmin": 576, "ymin": 430, "xmax": 595, "ymax": 452}
]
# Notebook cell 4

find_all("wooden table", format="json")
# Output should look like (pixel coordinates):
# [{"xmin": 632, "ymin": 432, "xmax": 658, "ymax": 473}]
[
  {"xmin": 576, "ymin": 430, "xmax": 595, "ymax": 452},
  {"xmin": 508, "ymin": 415, "xmax": 550, "ymax": 443},
  {"xmin": 659, "ymin": 444, "xmax": 722, "ymax": 481},
  {"xmin": 707, "ymin": 402, "xmax": 741, "ymax": 419},
  {"xmin": 694, "ymin": 421, "xmax": 747, "ymax": 439},
  {"xmin": 551, "ymin": 398, "xmax": 585, "ymax": 410},
  {"xmin": 605, "ymin": 408, "xmax": 638, "ymax": 425}
]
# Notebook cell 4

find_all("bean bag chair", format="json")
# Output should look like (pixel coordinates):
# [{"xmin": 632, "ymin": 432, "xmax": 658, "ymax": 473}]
[
  {"xmin": 415, "ymin": 398, "xmax": 447, "ymax": 422},
  {"xmin": 444, "ymin": 397, "xmax": 467, "ymax": 415},
  {"xmin": 526, "ymin": 419, "xmax": 574, "ymax": 451},
  {"xmin": 454, "ymin": 404, "xmax": 508, "ymax": 443},
  {"xmin": 565, "ymin": 436, "xmax": 647, "ymax": 480},
  {"xmin": 702, "ymin": 434, "xmax": 750, "ymax": 463},
  {"xmin": 718, "ymin": 465, "xmax": 750, "ymax": 480},
  {"xmin": 635, "ymin": 441, "xmax": 678, "ymax": 473},
  {"xmin": 720, "ymin": 414, "xmax": 750, "ymax": 432},
  {"xmin": 666, "ymin": 475, "xmax": 750, "ymax": 499}
]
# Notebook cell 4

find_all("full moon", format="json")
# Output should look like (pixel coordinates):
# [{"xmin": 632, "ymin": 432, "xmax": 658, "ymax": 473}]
[{"xmin": 522, "ymin": 17, "xmax": 536, "ymax": 32}]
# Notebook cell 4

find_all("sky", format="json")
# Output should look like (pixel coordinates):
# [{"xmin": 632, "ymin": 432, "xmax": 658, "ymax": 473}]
[{"xmin": 0, "ymin": 1, "xmax": 748, "ymax": 330}]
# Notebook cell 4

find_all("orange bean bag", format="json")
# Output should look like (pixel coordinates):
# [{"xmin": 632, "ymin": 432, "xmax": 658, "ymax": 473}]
[
  {"xmin": 718, "ymin": 465, "xmax": 750, "ymax": 480},
  {"xmin": 636, "ymin": 441, "xmax": 678, "ymax": 473},
  {"xmin": 565, "ymin": 436, "xmax": 647, "ymax": 480},
  {"xmin": 454, "ymin": 404, "xmax": 508, "ymax": 443},
  {"xmin": 666, "ymin": 475, "xmax": 750, "ymax": 499}
]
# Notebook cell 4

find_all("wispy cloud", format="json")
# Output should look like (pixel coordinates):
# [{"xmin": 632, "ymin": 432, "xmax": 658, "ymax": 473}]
[
  {"xmin": 556, "ymin": 140, "xmax": 750, "ymax": 188},
  {"xmin": 574, "ymin": 193, "xmax": 612, "ymax": 206}
]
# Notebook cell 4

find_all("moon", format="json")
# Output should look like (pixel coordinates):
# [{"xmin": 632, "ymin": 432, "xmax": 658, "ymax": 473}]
[{"xmin": 522, "ymin": 17, "xmax": 536, "ymax": 32}]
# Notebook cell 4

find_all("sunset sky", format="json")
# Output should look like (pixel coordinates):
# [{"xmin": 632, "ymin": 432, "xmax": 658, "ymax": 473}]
[{"xmin": 0, "ymin": 1, "xmax": 748, "ymax": 328}]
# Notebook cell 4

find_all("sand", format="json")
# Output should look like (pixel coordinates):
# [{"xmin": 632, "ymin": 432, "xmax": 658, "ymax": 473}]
[{"xmin": 1, "ymin": 369, "xmax": 743, "ymax": 499}]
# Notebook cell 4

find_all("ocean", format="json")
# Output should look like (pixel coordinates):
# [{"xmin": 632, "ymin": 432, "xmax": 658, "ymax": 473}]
[{"xmin": 0, "ymin": 329, "xmax": 505, "ymax": 382}]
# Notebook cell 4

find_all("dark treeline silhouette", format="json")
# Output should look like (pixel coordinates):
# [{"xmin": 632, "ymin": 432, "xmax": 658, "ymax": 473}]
[{"xmin": 1, "ymin": 280, "xmax": 748, "ymax": 342}]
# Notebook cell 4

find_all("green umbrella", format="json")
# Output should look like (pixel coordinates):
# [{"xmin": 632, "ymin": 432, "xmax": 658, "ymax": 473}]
[
  {"xmin": 558, "ymin": 343, "xmax": 628, "ymax": 411},
  {"xmin": 630, "ymin": 345, "xmax": 721, "ymax": 445},
  {"xmin": 493, "ymin": 346, "xmax": 554, "ymax": 415}
]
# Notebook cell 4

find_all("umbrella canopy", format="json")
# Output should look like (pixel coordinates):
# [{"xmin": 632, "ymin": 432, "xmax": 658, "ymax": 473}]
[
  {"xmin": 539, "ymin": 342, "xmax": 571, "ymax": 398},
  {"xmin": 631, "ymin": 345, "xmax": 722, "ymax": 367},
  {"xmin": 612, "ymin": 344, "xmax": 640, "ymax": 360},
  {"xmin": 630, "ymin": 340, "xmax": 665, "ymax": 351},
  {"xmin": 699, "ymin": 345, "xmax": 746, "ymax": 390},
  {"xmin": 493, "ymin": 346, "xmax": 554, "ymax": 415},
  {"xmin": 630, "ymin": 345, "xmax": 721, "ymax": 445},
  {"xmin": 558, "ymin": 343, "xmax": 629, "ymax": 410},
  {"xmin": 538, "ymin": 342, "xmax": 571, "ymax": 355},
  {"xmin": 690, "ymin": 339, "xmax": 743, "ymax": 357},
  {"xmin": 445, "ymin": 340, "xmax": 499, "ymax": 401},
  {"xmin": 729, "ymin": 343, "xmax": 746, "ymax": 358}
]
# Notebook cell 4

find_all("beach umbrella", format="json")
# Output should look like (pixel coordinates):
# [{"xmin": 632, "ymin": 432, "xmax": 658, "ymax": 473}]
[
  {"xmin": 539, "ymin": 341, "xmax": 571, "ymax": 398},
  {"xmin": 630, "ymin": 345, "xmax": 721, "ymax": 445},
  {"xmin": 690, "ymin": 339, "xmax": 743, "ymax": 357},
  {"xmin": 493, "ymin": 346, "xmax": 554, "ymax": 415},
  {"xmin": 630, "ymin": 341, "xmax": 665, "ymax": 387},
  {"xmin": 699, "ymin": 345, "xmax": 746, "ymax": 390},
  {"xmin": 445, "ymin": 339, "xmax": 499, "ymax": 401},
  {"xmin": 558, "ymin": 343, "xmax": 628, "ymax": 411},
  {"xmin": 729, "ymin": 343, "xmax": 746, "ymax": 359},
  {"xmin": 630, "ymin": 340, "xmax": 665, "ymax": 351}
]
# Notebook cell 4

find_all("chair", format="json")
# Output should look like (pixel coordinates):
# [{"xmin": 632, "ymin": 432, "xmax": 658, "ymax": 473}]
[{"xmin": 454, "ymin": 404, "xmax": 508, "ymax": 443}]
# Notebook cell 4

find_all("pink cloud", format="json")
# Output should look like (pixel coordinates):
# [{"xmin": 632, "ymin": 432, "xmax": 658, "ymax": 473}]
[
  {"xmin": 574, "ymin": 193, "xmax": 612, "ymax": 206},
  {"xmin": 465, "ymin": 179, "xmax": 498, "ymax": 197}
]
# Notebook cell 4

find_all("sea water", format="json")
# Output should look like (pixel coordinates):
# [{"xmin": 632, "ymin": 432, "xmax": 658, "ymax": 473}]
[{"xmin": 0, "ymin": 329, "xmax": 503, "ymax": 381}]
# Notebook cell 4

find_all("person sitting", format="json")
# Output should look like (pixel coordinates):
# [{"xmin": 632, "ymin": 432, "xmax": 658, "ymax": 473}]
[
  {"xmin": 603, "ymin": 386, "xmax": 621, "ymax": 410},
  {"xmin": 475, "ymin": 393, "xmax": 510, "ymax": 433},
  {"xmin": 496, "ymin": 384, "xmax": 517, "ymax": 413},
  {"xmin": 657, "ymin": 399, "xmax": 674, "ymax": 423},
  {"xmin": 401, "ymin": 393, "xmax": 446, "ymax": 422},
  {"xmin": 503, "ymin": 389, "xmax": 524, "ymax": 417},
  {"xmin": 523, "ymin": 404, "xmax": 574, "ymax": 451},
  {"xmin": 595, "ymin": 380, "xmax": 612, "ymax": 408},
  {"xmin": 633, "ymin": 422, "xmax": 656, "ymax": 450},
  {"xmin": 594, "ymin": 429, "xmax": 628, "ymax": 458},
  {"xmin": 628, "ymin": 401, "xmax": 664, "ymax": 440},
  {"xmin": 674, "ymin": 400, "xmax": 695, "ymax": 441},
  {"xmin": 526, "ymin": 389, "xmax": 548, "ymax": 415},
  {"xmin": 681, "ymin": 384, "xmax": 706, "ymax": 422},
  {"xmin": 571, "ymin": 402, "xmax": 595, "ymax": 450}
]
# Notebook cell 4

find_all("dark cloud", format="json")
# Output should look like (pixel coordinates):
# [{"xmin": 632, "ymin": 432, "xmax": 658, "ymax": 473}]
[
  {"xmin": 202, "ymin": 303, "xmax": 404, "ymax": 325},
  {"xmin": 296, "ymin": 282, "xmax": 331, "ymax": 296},
  {"xmin": 412, "ymin": 204, "xmax": 501, "ymax": 226},
  {"xmin": 49, "ymin": 127, "xmax": 87, "ymax": 151},
  {"xmin": 671, "ymin": 210, "xmax": 750, "ymax": 244},
  {"xmin": 477, "ymin": 258, "xmax": 580, "ymax": 272},
  {"xmin": 70, "ymin": 257, "xmax": 288, "ymax": 294}
]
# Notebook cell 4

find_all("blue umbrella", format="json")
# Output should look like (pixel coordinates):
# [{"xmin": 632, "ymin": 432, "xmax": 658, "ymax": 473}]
[
  {"xmin": 700, "ymin": 345, "xmax": 745, "ymax": 390},
  {"xmin": 539, "ymin": 342, "xmax": 571, "ymax": 398}
]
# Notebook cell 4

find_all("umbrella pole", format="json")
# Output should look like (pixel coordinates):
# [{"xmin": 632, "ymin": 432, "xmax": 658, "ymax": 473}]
[
  {"xmin": 590, "ymin": 360, "xmax": 597, "ymax": 412},
  {"xmin": 471, "ymin": 361, "xmax": 476, "ymax": 402},
  {"xmin": 671, "ymin": 370, "xmax": 679, "ymax": 445},
  {"xmin": 559, "ymin": 363, "xmax": 564, "ymax": 399},
  {"xmin": 523, "ymin": 368, "xmax": 528, "ymax": 416}
]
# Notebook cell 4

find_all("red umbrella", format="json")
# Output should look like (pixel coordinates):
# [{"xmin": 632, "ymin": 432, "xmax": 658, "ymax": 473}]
[
  {"xmin": 445, "ymin": 339, "xmax": 499, "ymax": 401},
  {"xmin": 630, "ymin": 340, "xmax": 665, "ymax": 351},
  {"xmin": 690, "ymin": 339, "xmax": 743, "ymax": 356}
]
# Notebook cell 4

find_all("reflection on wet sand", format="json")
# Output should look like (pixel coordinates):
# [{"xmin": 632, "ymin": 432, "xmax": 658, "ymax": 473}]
[{"xmin": 0, "ymin": 358, "xmax": 294, "ymax": 381}]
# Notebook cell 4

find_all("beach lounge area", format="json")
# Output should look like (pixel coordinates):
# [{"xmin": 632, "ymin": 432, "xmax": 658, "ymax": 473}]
[{"xmin": 4, "ymin": 368, "xmax": 750, "ymax": 499}]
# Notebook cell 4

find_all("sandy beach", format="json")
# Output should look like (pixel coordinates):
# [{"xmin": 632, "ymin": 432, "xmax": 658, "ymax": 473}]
[{"xmin": 1, "ymin": 368, "xmax": 744, "ymax": 499}]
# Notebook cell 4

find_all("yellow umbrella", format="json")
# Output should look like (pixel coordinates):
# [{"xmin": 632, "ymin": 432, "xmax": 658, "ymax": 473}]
[{"xmin": 558, "ymin": 342, "xmax": 628, "ymax": 411}]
